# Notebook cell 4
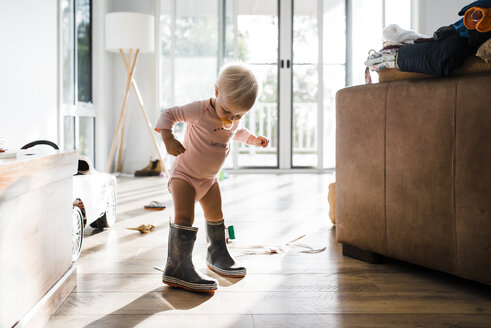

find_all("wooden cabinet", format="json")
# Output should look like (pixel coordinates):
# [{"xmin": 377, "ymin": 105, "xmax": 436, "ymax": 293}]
[{"xmin": 0, "ymin": 150, "xmax": 78, "ymax": 328}]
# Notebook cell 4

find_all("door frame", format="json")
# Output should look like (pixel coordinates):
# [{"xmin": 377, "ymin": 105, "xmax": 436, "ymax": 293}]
[{"xmin": 278, "ymin": 0, "xmax": 293, "ymax": 169}]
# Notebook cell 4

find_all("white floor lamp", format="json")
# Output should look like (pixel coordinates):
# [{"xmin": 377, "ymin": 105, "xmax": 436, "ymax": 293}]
[{"xmin": 105, "ymin": 12, "xmax": 168, "ymax": 176}]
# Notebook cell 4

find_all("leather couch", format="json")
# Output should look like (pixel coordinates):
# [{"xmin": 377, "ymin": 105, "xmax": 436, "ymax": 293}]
[{"xmin": 335, "ymin": 72, "xmax": 491, "ymax": 285}]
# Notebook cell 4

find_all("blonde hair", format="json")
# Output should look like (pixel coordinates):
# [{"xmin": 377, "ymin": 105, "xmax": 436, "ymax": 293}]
[{"xmin": 215, "ymin": 63, "xmax": 258, "ymax": 110}]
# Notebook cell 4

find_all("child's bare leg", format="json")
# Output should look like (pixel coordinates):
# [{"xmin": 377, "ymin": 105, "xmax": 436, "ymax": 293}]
[
  {"xmin": 170, "ymin": 178, "xmax": 196, "ymax": 226},
  {"xmin": 199, "ymin": 182, "xmax": 223, "ymax": 221},
  {"xmin": 200, "ymin": 182, "xmax": 246, "ymax": 277}
]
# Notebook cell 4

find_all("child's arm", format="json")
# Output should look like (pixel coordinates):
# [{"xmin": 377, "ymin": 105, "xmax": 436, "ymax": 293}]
[
  {"xmin": 234, "ymin": 128, "xmax": 269, "ymax": 148},
  {"xmin": 155, "ymin": 101, "xmax": 203, "ymax": 133},
  {"xmin": 161, "ymin": 129, "xmax": 186, "ymax": 156},
  {"xmin": 155, "ymin": 101, "xmax": 204, "ymax": 156}
]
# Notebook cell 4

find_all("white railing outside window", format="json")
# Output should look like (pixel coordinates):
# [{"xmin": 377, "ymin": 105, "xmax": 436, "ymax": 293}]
[{"xmin": 239, "ymin": 102, "xmax": 319, "ymax": 156}]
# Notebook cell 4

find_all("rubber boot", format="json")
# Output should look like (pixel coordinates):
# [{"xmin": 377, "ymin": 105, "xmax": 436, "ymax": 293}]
[
  {"xmin": 162, "ymin": 222, "xmax": 218, "ymax": 292},
  {"xmin": 206, "ymin": 220, "xmax": 246, "ymax": 277},
  {"xmin": 135, "ymin": 159, "xmax": 161, "ymax": 176}
]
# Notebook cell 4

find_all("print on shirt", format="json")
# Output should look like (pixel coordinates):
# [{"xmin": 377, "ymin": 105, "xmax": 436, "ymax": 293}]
[{"xmin": 210, "ymin": 141, "xmax": 228, "ymax": 150}]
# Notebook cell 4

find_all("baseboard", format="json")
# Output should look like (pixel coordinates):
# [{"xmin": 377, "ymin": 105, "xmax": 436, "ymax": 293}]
[{"xmin": 14, "ymin": 265, "xmax": 77, "ymax": 328}]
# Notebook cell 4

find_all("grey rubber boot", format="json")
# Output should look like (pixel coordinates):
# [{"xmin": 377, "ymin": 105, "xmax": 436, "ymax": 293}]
[
  {"xmin": 206, "ymin": 220, "xmax": 246, "ymax": 277},
  {"xmin": 162, "ymin": 222, "xmax": 218, "ymax": 292}
]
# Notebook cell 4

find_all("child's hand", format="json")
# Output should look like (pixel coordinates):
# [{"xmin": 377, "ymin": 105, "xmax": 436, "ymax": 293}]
[
  {"xmin": 161, "ymin": 129, "xmax": 186, "ymax": 156},
  {"xmin": 163, "ymin": 137, "xmax": 186, "ymax": 156},
  {"xmin": 253, "ymin": 136, "xmax": 269, "ymax": 148}
]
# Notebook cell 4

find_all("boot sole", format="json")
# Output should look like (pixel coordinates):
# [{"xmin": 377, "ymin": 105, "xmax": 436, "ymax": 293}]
[
  {"xmin": 162, "ymin": 276, "xmax": 217, "ymax": 293},
  {"xmin": 207, "ymin": 264, "xmax": 246, "ymax": 278},
  {"xmin": 163, "ymin": 281, "xmax": 216, "ymax": 293}
]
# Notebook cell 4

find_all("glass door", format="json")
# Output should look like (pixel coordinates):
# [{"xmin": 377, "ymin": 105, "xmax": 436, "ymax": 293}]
[
  {"xmin": 292, "ymin": 0, "xmax": 346, "ymax": 168},
  {"xmin": 160, "ymin": 0, "xmax": 220, "ymax": 171},
  {"xmin": 224, "ymin": 0, "xmax": 279, "ymax": 168},
  {"xmin": 159, "ymin": 0, "xmax": 346, "ymax": 170}
]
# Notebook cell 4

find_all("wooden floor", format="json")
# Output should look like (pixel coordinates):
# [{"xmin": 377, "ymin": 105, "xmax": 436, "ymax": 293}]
[{"xmin": 45, "ymin": 174, "xmax": 491, "ymax": 328}]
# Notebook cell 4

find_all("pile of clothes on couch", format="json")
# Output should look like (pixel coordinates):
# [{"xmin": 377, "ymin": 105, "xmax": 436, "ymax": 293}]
[{"xmin": 364, "ymin": 0, "xmax": 491, "ymax": 83}]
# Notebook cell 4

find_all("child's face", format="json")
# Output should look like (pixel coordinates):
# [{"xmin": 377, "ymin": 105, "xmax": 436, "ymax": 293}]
[{"xmin": 215, "ymin": 89, "xmax": 249, "ymax": 122}]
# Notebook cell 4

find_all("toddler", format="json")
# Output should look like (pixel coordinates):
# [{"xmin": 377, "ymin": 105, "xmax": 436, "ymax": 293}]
[{"xmin": 155, "ymin": 63, "xmax": 269, "ymax": 292}]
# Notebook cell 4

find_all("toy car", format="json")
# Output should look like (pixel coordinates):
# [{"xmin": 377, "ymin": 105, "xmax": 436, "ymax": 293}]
[
  {"xmin": 20, "ymin": 141, "xmax": 117, "ymax": 262},
  {"xmin": 72, "ymin": 155, "xmax": 117, "ymax": 261}
]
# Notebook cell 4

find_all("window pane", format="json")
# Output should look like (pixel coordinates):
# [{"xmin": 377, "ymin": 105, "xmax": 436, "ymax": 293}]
[
  {"xmin": 293, "ymin": 0, "xmax": 318, "ymax": 167},
  {"xmin": 79, "ymin": 116, "xmax": 95, "ymax": 163},
  {"xmin": 293, "ymin": 0, "xmax": 318, "ymax": 64},
  {"xmin": 237, "ymin": 9, "xmax": 277, "ymax": 62},
  {"xmin": 64, "ymin": 116, "xmax": 75, "ymax": 150},
  {"xmin": 76, "ymin": 0, "xmax": 92, "ymax": 103},
  {"xmin": 237, "ymin": 65, "xmax": 278, "ymax": 167},
  {"xmin": 323, "ymin": 0, "xmax": 346, "ymax": 169},
  {"xmin": 323, "ymin": 0, "xmax": 345, "ymax": 65},
  {"xmin": 225, "ymin": 0, "xmax": 278, "ymax": 168},
  {"xmin": 174, "ymin": 0, "xmax": 218, "ymax": 104},
  {"xmin": 160, "ymin": 0, "xmax": 219, "ymax": 170},
  {"xmin": 62, "ymin": 0, "xmax": 75, "ymax": 105},
  {"xmin": 160, "ymin": 0, "xmax": 172, "ymax": 108},
  {"xmin": 323, "ymin": 65, "xmax": 344, "ymax": 169}
]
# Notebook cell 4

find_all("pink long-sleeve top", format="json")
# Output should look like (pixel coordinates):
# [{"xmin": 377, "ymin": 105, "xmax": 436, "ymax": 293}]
[{"xmin": 155, "ymin": 99, "xmax": 255, "ymax": 179}]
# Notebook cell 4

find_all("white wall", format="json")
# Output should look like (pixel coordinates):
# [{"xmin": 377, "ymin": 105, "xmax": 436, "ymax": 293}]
[
  {"xmin": 106, "ymin": 0, "xmax": 160, "ymax": 174},
  {"xmin": 416, "ymin": 0, "xmax": 468, "ymax": 36},
  {"xmin": 0, "ymin": 0, "xmax": 159, "ymax": 173},
  {"xmin": 0, "ymin": 0, "xmax": 58, "ymax": 150}
]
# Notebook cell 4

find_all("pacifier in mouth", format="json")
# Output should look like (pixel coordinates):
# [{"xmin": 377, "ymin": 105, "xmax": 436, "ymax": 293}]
[{"xmin": 221, "ymin": 117, "xmax": 235, "ymax": 130}]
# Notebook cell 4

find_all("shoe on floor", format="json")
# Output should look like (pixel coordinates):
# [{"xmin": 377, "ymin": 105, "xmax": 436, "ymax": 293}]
[
  {"xmin": 144, "ymin": 201, "xmax": 166, "ymax": 211},
  {"xmin": 135, "ymin": 159, "xmax": 162, "ymax": 176}
]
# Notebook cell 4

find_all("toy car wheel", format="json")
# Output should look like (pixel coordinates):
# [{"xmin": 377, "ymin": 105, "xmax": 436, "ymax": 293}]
[
  {"xmin": 72, "ymin": 206, "xmax": 84, "ymax": 262},
  {"xmin": 90, "ymin": 185, "xmax": 117, "ymax": 229}
]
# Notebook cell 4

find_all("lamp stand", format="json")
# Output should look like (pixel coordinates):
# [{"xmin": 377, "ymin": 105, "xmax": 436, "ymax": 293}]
[{"xmin": 105, "ymin": 48, "xmax": 169, "ymax": 176}]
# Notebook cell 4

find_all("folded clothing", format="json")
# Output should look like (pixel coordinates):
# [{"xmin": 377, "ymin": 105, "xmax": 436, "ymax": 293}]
[
  {"xmin": 396, "ymin": 28, "xmax": 491, "ymax": 76},
  {"xmin": 383, "ymin": 24, "xmax": 428, "ymax": 44},
  {"xmin": 364, "ymin": 48, "xmax": 398, "ymax": 66},
  {"xmin": 368, "ymin": 61, "xmax": 397, "ymax": 72}
]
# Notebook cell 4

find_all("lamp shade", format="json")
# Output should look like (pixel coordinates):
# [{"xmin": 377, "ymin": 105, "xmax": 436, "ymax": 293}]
[{"xmin": 105, "ymin": 12, "xmax": 154, "ymax": 53}]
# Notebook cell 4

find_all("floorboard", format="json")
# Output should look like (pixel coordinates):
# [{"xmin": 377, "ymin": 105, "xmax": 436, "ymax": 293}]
[{"xmin": 44, "ymin": 174, "xmax": 491, "ymax": 328}]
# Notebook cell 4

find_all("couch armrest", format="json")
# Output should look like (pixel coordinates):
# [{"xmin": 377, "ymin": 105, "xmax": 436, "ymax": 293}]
[{"xmin": 336, "ymin": 83, "xmax": 388, "ymax": 255}]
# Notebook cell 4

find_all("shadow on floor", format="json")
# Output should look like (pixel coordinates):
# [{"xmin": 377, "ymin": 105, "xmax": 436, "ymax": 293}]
[{"xmin": 82, "ymin": 287, "xmax": 214, "ymax": 328}]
